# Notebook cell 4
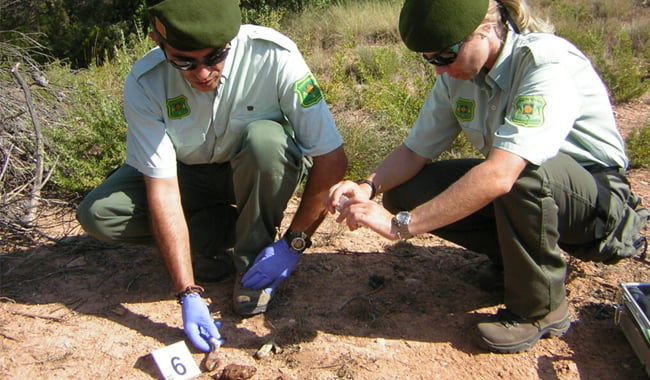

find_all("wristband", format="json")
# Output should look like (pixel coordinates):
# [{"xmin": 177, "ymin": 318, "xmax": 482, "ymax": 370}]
[
  {"xmin": 355, "ymin": 179, "xmax": 377, "ymax": 199},
  {"xmin": 175, "ymin": 285, "xmax": 205, "ymax": 304}
]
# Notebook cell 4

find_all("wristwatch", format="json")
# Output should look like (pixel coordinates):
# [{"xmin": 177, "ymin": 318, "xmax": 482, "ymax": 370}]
[
  {"xmin": 392, "ymin": 211, "xmax": 413, "ymax": 240},
  {"xmin": 284, "ymin": 231, "xmax": 312, "ymax": 253}
]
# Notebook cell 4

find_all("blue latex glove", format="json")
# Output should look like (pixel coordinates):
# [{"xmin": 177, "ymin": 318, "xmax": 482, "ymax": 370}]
[
  {"xmin": 241, "ymin": 239, "xmax": 300, "ymax": 291},
  {"xmin": 181, "ymin": 293, "xmax": 225, "ymax": 352}
]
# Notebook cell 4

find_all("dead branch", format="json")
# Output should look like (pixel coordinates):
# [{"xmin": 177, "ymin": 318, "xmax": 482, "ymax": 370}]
[
  {"xmin": 10, "ymin": 62, "xmax": 44, "ymax": 225},
  {"xmin": 0, "ymin": 332, "xmax": 19, "ymax": 341},
  {"xmin": 0, "ymin": 143, "xmax": 13, "ymax": 185},
  {"xmin": 0, "ymin": 32, "xmax": 74, "ymax": 249},
  {"xmin": 11, "ymin": 310, "xmax": 64, "ymax": 322}
]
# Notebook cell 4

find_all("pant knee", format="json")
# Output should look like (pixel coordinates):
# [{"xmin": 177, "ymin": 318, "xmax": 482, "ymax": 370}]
[
  {"xmin": 76, "ymin": 196, "xmax": 114, "ymax": 242},
  {"xmin": 234, "ymin": 121, "xmax": 303, "ymax": 187},
  {"xmin": 239, "ymin": 121, "xmax": 292, "ymax": 169}
]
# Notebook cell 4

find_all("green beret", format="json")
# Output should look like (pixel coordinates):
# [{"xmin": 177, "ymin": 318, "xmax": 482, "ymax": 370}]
[
  {"xmin": 399, "ymin": 0, "xmax": 489, "ymax": 52},
  {"xmin": 149, "ymin": 0, "xmax": 241, "ymax": 51}
]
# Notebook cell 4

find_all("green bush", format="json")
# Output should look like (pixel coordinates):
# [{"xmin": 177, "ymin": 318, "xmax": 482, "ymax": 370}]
[
  {"xmin": 240, "ymin": 0, "xmax": 336, "ymax": 27},
  {"xmin": 548, "ymin": 0, "xmax": 650, "ymax": 104},
  {"xmin": 45, "ymin": 70, "xmax": 126, "ymax": 193},
  {"xmin": 597, "ymin": 32, "xmax": 649, "ymax": 103},
  {"xmin": 626, "ymin": 123, "xmax": 650, "ymax": 169},
  {"xmin": 0, "ymin": 0, "xmax": 149, "ymax": 68},
  {"xmin": 42, "ymin": 31, "xmax": 152, "ymax": 193}
]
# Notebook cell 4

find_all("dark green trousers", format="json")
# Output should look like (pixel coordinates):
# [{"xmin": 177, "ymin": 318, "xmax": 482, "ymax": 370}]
[
  {"xmin": 76, "ymin": 120, "xmax": 306, "ymax": 272},
  {"xmin": 382, "ymin": 153, "xmax": 628, "ymax": 318}
]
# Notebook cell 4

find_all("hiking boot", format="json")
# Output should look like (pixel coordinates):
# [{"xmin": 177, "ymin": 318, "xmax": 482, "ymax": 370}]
[
  {"xmin": 232, "ymin": 274, "xmax": 273, "ymax": 316},
  {"xmin": 194, "ymin": 248, "xmax": 236, "ymax": 283},
  {"xmin": 477, "ymin": 299, "xmax": 571, "ymax": 353}
]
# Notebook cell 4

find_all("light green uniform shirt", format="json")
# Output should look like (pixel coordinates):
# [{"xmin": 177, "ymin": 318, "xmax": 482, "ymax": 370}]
[
  {"xmin": 406, "ymin": 30, "xmax": 628, "ymax": 169},
  {"xmin": 123, "ymin": 25, "xmax": 343, "ymax": 178}
]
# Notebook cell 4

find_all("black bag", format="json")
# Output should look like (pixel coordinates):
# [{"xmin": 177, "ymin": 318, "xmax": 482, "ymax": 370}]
[{"xmin": 567, "ymin": 171, "xmax": 649, "ymax": 264}]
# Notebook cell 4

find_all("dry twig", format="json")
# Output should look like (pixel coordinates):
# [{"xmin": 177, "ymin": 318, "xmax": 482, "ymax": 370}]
[{"xmin": 10, "ymin": 62, "xmax": 44, "ymax": 225}]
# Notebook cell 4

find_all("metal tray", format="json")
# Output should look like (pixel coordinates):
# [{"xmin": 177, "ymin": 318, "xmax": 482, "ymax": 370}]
[
  {"xmin": 620, "ymin": 282, "xmax": 650, "ymax": 343},
  {"xmin": 616, "ymin": 282, "xmax": 650, "ymax": 377}
]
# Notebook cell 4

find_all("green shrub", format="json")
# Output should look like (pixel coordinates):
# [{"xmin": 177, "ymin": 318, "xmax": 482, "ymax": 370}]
[
  {"xmin": 45, "ymin": 69, "xmax": 126, "ymax": 193},
  {"xmin": 0, "ymin": 0, "xmax": 149, "ymax": 68},
  {"xmin": 596, "ymin": 32, "xmax": 649, "ymax": 103},
  {"xmin": 240, "ymin": 0, "xmax": 336, "ymax": 28},
  {"xmin": 43, "ymin": 32, "xmax": 152, "ymax": 193},
  {"xmin": 549, "ymin": 0, "xmax": 650, "ymax": 104},
  {"xmin": 626, "ymin": 124, "xmax": 650, "ymax": 169}
]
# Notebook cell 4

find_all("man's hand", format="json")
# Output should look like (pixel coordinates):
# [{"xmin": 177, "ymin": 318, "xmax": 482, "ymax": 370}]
[
  {"xmin": 336, "ymin": 199, "xmax": 397, "ymax": 239},
  {"xmin": 181, "ymin": 293, "xmax": 225, "ymax": 352},
  {"xmin": 323, "ymin": 180, "xmax": 372, "ymax": 214},
  {"xmin": 241, "ymin": 239, "xmax": 300, "ymax": 291}
]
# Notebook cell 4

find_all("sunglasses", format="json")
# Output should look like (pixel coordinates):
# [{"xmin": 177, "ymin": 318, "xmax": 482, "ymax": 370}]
[
  {"xmin": 163, "ymin": 46, "xmax": 230, "ymax": 71},
  {"xmin": 422, "ymin": 41, "xmax": 464, "ymax": 66}
]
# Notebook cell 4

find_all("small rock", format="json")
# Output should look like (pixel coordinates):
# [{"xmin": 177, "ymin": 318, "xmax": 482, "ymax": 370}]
[{"xmin": 215, "ymin": 364, "xmax": 257, "ymax": 380}]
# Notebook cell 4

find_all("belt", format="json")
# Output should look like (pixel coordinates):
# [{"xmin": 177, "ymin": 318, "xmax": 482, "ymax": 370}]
[{"xmin": 584, "ymin": 165, "xmax": 623, "ymax": 174}]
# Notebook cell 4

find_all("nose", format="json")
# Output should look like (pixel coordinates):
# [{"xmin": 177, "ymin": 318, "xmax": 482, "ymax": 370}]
[{"xmin": 192, "ymin": 64, "xmax": 214, "ymax": 79}]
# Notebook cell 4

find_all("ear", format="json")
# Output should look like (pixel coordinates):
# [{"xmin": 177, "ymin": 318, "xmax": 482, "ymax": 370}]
[{"xmin": 149, "ymin": 31, "xmax": 161, "ymax": 45}]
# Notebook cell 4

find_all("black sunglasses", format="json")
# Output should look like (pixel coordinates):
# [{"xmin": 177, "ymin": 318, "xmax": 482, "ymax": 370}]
[
  {"xmin": 422, "ymin": 41, "xmax": 464, "ymax": 66},
  {"xmin": 163, "ymin": 46, "xmax": 230, "ymax": 71}
]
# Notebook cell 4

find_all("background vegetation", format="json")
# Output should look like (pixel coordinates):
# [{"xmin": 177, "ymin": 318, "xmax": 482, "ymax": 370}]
[{"xmin": 1, "ymin": 0, "xmax": 649, "ymax": 244}]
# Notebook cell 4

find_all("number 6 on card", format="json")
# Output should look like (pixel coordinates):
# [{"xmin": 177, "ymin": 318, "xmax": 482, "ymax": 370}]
[{"xmin": 151, "ymin": 341, "xmax": 201, "ymax": 380}]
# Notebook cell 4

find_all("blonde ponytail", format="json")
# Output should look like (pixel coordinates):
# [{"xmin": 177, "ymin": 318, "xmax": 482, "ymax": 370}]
[{"xmin": 489, "ymin": 0, "xmax": 555, "ymax": 34}]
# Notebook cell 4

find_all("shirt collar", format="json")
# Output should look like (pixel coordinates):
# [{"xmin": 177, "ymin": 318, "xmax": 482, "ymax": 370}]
[
  {"xmin": 476, "ymin": 25, "xmax": 518, "ymax": 92},
  {"xmin": 220, "ymin": 35, "xmax": 238, "ymax": 83}
]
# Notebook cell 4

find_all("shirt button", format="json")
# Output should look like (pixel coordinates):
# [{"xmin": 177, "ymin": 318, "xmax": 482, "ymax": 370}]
[{"xmin": 490, "ymin": 105, "xmax": 497, "ymax": 111}]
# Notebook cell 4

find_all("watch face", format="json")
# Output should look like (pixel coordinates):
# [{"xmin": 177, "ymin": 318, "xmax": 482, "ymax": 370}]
[
  {"xmin": 291, "ymin": 237, "xmax": 307, "ymax": 251},
  {"xmin": 396, "ymin": 211, "xmax": 411, "ymax": 225},
  {"xmin": 285, "ymin": 232, "xmax": 311, "ymax": 252}
]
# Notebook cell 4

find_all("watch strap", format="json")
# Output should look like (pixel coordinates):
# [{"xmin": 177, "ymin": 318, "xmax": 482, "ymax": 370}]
[
  {"xmin": 355, "ymin": 179, "xmax": 377, "ymax": 199},
  {"xmin": 392, "ymin": 212, "xmax": 413, "ymax": 240}
]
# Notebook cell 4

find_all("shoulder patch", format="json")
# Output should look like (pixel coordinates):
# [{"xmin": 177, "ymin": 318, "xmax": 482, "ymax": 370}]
[
  {"xmin": 510, "ymin": 95, "xmax": 546, "ymax": 127},
  {"xmin": 454, "ymin": 98, "xmax": 475, "ymax": 121},
  {"xmin": 167, "ymin": 95, "xmax": 191, "ymax": 119},
  {"xmin": 294, "ymin": 73, "xmax": 323, "ymax": 108}
]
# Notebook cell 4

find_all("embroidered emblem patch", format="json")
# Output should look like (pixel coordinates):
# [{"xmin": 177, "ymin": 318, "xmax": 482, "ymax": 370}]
[
  {"xmin": 455, "ymin": 98, "xmax": 475, "ymax": 121},
  {"xmin": 511, "ymin": 95, "xmax": 546, "ymax": 127},
  {"xmin": 167, "ymin": 95, "xmax": 190, "ymax": 119},
  {"xmin": 294, "ymin": 73, "xmax": 323, "ymax": 108}
]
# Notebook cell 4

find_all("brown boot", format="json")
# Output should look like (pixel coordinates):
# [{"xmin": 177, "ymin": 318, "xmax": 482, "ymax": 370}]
[{"xmin": 477, "ymin": 299, "xmax": 571, "ymax": 353}]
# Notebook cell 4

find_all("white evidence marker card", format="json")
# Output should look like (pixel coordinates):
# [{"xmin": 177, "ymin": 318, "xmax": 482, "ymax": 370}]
[{"xmin": 151, "ymin": 340, "xmax": 202, "ymax": 380}]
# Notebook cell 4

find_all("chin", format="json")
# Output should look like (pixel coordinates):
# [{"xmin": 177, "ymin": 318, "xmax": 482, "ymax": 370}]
[
  {"xmin": 455, "ymin": 71, "xmax": 479, "ymax": 81},
  {"xmin": 192, "ymin": 82, "xmax": 218, "ymax": 92}
]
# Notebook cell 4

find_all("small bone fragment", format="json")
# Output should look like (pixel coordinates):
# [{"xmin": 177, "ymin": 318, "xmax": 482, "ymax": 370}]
[
  {"xmin": 254, "ymin": 339, "xmax": 282, "ymax": 359},
  {"xmin": 336, "ymin": 195, "xmax": 350, "ymax": 212},
  {"xmin": 205, "ymin": 337, "xmax": 222, "ymax": 371}
]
